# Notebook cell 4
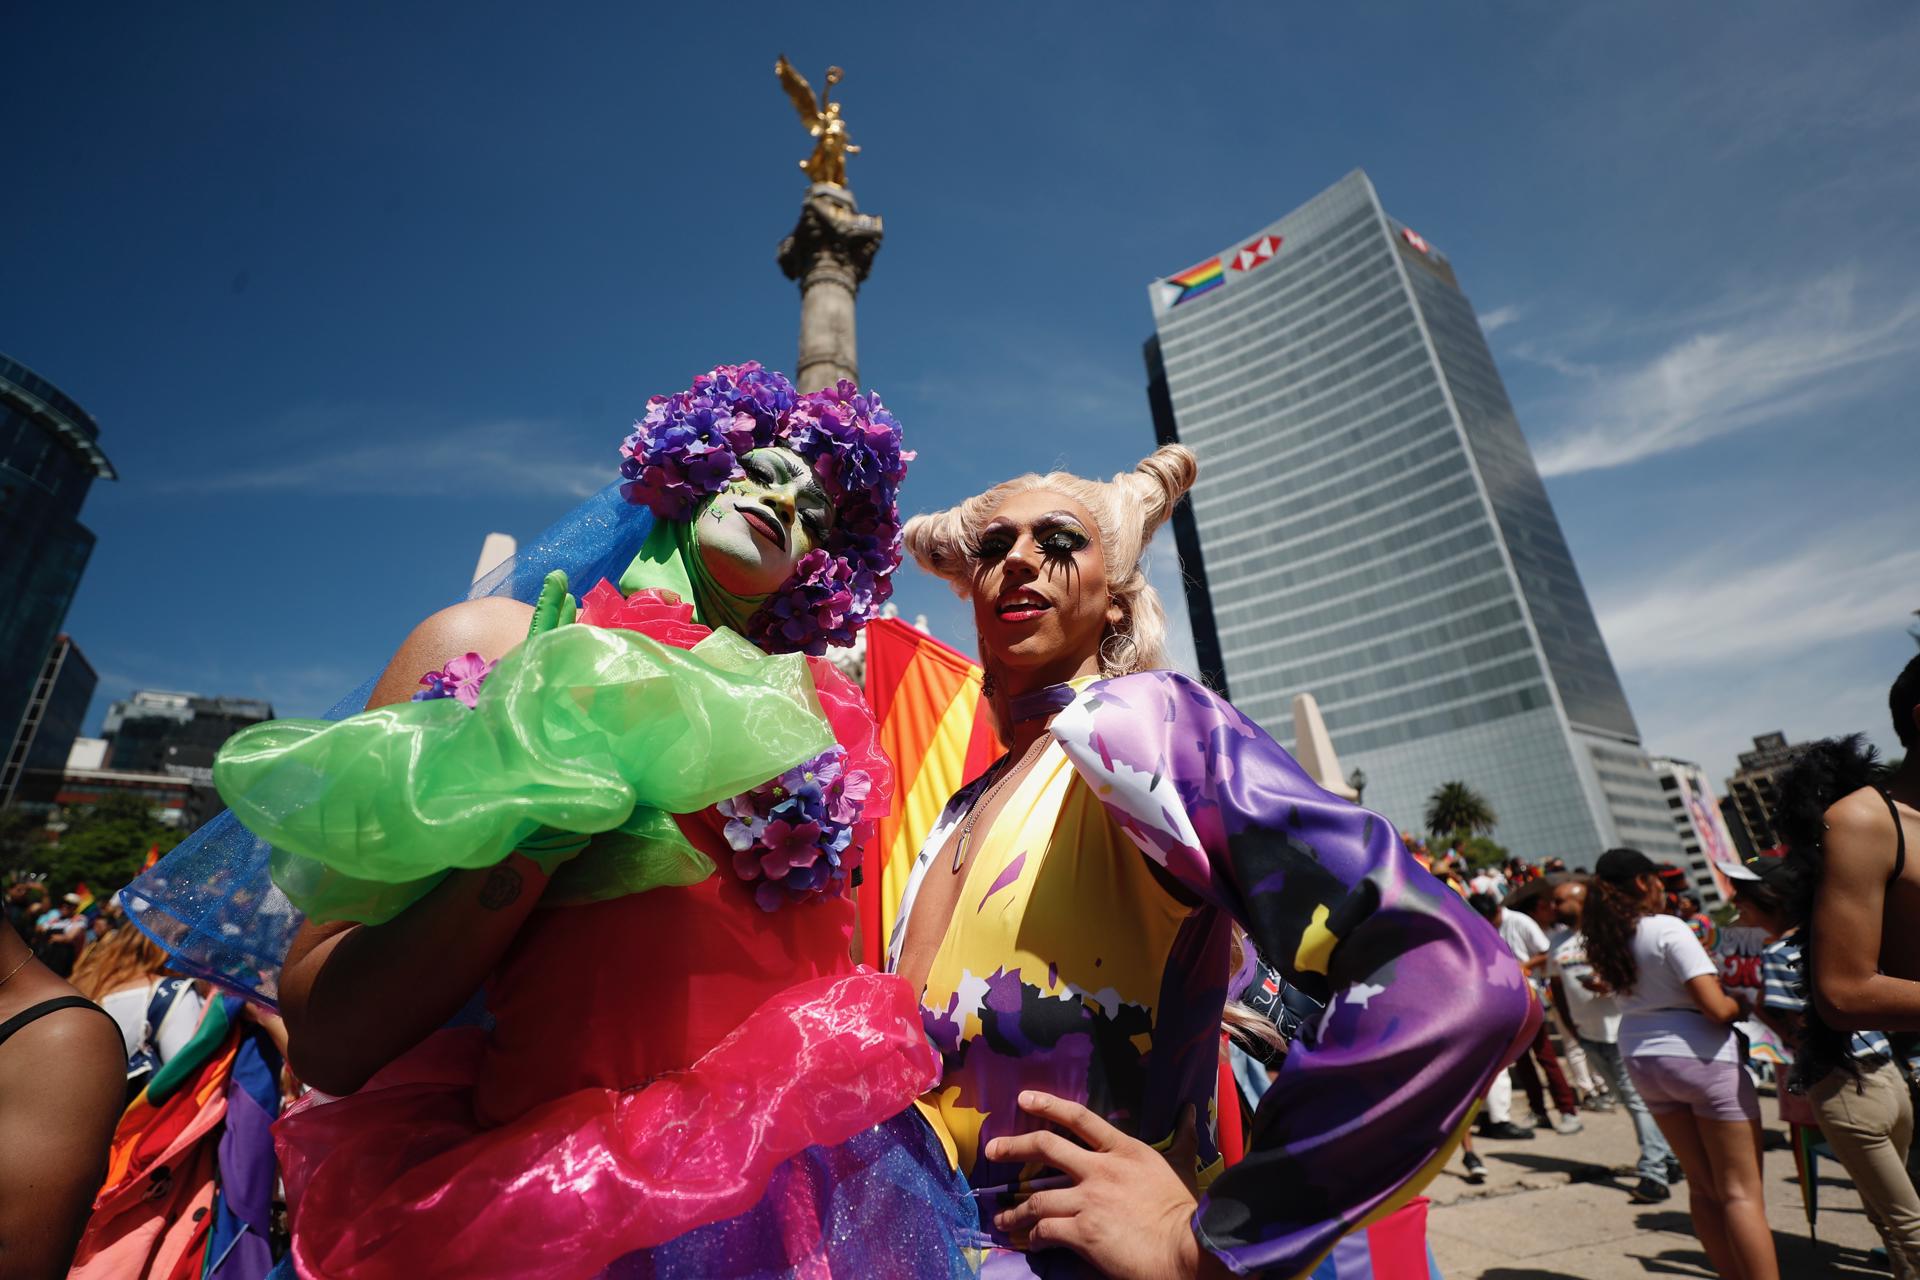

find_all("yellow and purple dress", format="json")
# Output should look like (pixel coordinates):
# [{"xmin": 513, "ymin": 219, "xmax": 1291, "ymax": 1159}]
[{"xmin": 888, "ymin": 672, "xmax": 1537, "ymax": 1278}]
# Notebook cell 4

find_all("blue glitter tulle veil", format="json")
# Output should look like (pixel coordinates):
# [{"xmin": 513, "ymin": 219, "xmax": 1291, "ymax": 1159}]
[{"xmin": 120, "ymin": 483, "xmax": 656, "ymax": 1007}]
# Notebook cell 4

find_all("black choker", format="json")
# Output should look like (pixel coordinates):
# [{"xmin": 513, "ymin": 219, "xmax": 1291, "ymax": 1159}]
[{"xmin": 1006, "ymin": 682, "xmax": 1078, "ymax": 723}]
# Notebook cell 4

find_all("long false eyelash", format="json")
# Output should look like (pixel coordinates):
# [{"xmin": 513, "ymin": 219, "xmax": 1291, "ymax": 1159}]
[
  {"xmin": 1039, "ymin": 530, "xmax": 1089, "ymax": 562},
  {"xmin": 964, "ymin": 537, "xmax": 1006, "ymax": 563}
]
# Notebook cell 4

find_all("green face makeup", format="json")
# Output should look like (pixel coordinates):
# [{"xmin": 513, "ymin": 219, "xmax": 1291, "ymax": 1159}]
[{"xmin": 696, "ymin": 447, "xmax": 835, "ymax": 598}]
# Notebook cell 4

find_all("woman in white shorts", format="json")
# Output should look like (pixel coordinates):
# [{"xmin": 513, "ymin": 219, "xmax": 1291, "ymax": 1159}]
[{"xmin": 1582, "ymin": 847, "xmax": 1777, "ymax": 1280}]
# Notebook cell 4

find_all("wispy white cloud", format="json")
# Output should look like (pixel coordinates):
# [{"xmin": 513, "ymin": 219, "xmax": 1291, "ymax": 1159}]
[
  {"xmin": 1476, "ymin": 305, "xmax": 1522, "ymax": 336},
  {"xmin": 1594, "ymin": 522, "xmax": 1920, "ymax": 675},
  {"xmin": 1591, "ymin": 520, "xmax": 1917, "ymax": 779},
  {"xmin": 170, "ymin": 414, "xmax": 608, "ymax": 499},
  {"xmin": 1686, "ymin": 21, "xmax": 1920, "ymax": 162},
  {"xmin": 1533, "ymin": 272, "xmax": 1920, "ymax": 477}
]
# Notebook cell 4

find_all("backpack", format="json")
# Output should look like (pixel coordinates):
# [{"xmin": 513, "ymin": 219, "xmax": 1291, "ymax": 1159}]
[{"xmin": 126, "ymin": 976, "xmax": 190, "ymax": 1094}]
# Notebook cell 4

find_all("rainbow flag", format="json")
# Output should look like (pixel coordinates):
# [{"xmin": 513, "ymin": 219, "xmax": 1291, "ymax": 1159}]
[
  {"xmin": 859, "ymin": 618, "xmax": 1003, "ymax": 968},
  {"xmin": 72, "ymin": 882, "xmax": 97, "ymax": 916},
  {"xmin": 1167, "ymin": 256, "xmax": 1225, "ymax": 305},
  {"xmin": 1308, "ymin": 1199, "xmax": 1443, "ymax": 1279}
]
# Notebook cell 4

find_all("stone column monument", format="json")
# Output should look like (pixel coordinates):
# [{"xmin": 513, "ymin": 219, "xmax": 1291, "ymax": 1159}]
[{"xmin": 773, "ymin": 57, "xmax": 883, "ymax": 392}]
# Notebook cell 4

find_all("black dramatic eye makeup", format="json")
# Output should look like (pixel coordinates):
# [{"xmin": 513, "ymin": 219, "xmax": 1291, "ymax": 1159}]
[
  {"xmin": 968, "ymin": 518, "xmax": 1088, "ymax": 563},
  {"xmin": 1038, "ymin": 527, "xmax": 1089, "ymax": 560}
]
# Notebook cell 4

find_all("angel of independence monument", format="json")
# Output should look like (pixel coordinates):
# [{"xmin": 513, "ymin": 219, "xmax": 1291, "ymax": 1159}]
[{"xmin": 774, "ymin": 56, "xmax": 883, "ymax": 393}]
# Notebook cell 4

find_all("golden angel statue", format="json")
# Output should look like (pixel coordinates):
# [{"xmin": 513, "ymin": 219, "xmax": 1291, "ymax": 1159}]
[{"xmin": 774, "ymin": 55, "xmax": 861, "ymax": 187}]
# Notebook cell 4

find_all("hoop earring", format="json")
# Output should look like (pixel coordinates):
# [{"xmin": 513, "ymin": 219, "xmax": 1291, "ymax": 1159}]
[{"xmin": 1098, "ymin": 630, "xmax": 1131, "ymax": 677}]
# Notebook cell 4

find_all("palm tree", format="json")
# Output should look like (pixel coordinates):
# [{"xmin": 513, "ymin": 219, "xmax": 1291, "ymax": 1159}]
[{"xmin": 1425, "ymin": 782, "xmax": 1497, "ymax": 843}]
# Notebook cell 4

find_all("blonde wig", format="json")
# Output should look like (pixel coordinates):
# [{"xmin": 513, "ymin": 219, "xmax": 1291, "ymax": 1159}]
[{"xmin": 903, "ymin": 444, "xmax": 1198, "ymax": 679}]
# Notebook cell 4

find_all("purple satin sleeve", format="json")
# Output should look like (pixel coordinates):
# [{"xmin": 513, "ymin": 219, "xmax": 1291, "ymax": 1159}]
[{"xmin": 1051, "ymin": 671, "xmax": 1538, "ymax": 1276}]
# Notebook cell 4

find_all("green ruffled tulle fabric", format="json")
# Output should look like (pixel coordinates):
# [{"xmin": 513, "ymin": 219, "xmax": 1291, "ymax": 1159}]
[{"xmin": 217, "ymin": 623, "xmax": 834, "ymax": 925}]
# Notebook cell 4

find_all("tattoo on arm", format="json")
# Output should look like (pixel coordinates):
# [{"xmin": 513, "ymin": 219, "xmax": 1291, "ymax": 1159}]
[{"xmin": 478, "ymin": 863, "xmax": 524, "ymax": 911}]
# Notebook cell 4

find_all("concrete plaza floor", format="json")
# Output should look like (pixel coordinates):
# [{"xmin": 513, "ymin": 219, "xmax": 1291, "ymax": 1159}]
[{"xmin": 1424, "ymin": 1094, "xmax": 1893, "ymax": 1277}]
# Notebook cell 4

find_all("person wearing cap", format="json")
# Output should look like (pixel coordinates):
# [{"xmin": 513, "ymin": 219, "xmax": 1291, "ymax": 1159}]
[
  {"xmin": 1583, "ymin": 847, "xmax": 1778, "ymax": 1280},
  {"xmin": 1731, "ymin": 854, "xmax": 1920, "ymax": 1278}
]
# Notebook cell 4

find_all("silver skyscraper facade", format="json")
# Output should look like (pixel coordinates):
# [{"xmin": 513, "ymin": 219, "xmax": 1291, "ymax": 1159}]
[{"xmin": 1143, "ymin": 171, "xmax": 1676, "ymax": 864}]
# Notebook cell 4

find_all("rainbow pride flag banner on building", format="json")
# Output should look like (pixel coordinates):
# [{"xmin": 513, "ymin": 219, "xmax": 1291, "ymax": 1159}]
[
  {"xmin": 858, "ymin": 617, "xmax": 1002, "ymax": 968},
  {"xmin": 1164, "ymin": 255, "xmax": 1225, "ymax": 306}
]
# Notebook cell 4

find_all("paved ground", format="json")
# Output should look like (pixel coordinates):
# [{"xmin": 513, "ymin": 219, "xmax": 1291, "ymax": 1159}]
[{"xmin": 1424, "ymin": 1094, "xmax": 1893, "ymax": 1278}]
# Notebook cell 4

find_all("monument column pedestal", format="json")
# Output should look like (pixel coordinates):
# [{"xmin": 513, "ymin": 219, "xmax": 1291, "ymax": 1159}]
[{"xmin": 778, "ymin": 183, "xmax": 883, "ymax": 392}]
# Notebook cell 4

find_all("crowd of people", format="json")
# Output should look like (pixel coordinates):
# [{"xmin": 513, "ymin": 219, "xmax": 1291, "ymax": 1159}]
[
  {"xmin": 1416, "ymin": 652, "xmax": 1920, "ymax": 1280},
  {"xmin": 0, "ymin": 356, "xmax": 1913, "ymax": 1280}
]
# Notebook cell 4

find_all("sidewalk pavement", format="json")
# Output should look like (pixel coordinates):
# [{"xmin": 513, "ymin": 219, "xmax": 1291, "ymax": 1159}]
[{"xmin": 1425, "ymin": 1095, "xmax": 1893, "ymax": 1278}]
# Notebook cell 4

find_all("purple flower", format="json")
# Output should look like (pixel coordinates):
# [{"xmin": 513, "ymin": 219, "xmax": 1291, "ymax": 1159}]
[
  {"xmin": 829, "ymin": 769, "xmax": 871, "ymax": 826},
  {"xmin": 713, "ymin": 746, "xmax": 869, "ymax": 911},
  {"xmin": 410, "ymin": 652, "xmax": 496, "ymax": 709},
  {"xmin": 758, "ymin": 818, "xmax": 823, "ymax": 876},
  {"xmin": 721, "ymin": 814, "xmax": 765, "ymax": 852}
]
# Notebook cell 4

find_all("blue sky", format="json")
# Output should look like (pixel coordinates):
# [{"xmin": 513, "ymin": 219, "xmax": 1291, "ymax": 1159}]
[{"xmin": 7, "ymin": 4, "xmax": 1916, "ymax": 789}]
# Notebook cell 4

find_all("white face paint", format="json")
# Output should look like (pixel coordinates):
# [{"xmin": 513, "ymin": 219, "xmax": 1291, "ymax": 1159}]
[{"xmin": 696, "ymin": 446, "xmax": 835, "ymax": 596}]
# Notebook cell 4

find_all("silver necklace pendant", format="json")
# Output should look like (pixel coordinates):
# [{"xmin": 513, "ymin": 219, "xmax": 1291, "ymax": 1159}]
[{"xmin": 951, "ymin": 738, "xmax": 1043, "ymax": 875}]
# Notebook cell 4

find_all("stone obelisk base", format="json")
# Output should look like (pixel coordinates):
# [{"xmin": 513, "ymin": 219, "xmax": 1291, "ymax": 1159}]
[{"xmin": 778, "ymin": 183, "xmax": 883, "ymax": 392}]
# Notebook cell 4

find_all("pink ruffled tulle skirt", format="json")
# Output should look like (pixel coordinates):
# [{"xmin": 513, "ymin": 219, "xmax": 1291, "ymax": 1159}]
[{"xmin": 277, "ymin": 972, "xmax": 977, "ymax": 1279}]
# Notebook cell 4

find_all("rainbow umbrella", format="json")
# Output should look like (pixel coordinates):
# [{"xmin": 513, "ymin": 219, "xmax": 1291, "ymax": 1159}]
[{"xmin": 1791, "ymin": 1122, "xmax": 1822, "ymax": 1238}]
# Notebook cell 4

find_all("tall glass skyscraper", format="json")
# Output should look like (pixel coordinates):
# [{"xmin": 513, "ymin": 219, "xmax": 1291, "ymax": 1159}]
[
  {"xmin": 1, "ymin": 353, "xmax": 115, "ymax": 801},
  {"xmin": 1143, "ymin": 171, "xmax": 1676, "ymax": 864}
]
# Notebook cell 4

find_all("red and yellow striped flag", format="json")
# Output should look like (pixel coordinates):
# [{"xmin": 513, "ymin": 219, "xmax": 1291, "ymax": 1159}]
[{"xmin": 859, "ymin": 618, "xmax": 1003, "ymax": 968}]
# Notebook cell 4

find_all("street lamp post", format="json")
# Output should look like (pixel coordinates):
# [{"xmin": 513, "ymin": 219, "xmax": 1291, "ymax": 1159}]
[{"xmin": 1347, "ymin": 767, "xmax": 1367, "ymax": 805}]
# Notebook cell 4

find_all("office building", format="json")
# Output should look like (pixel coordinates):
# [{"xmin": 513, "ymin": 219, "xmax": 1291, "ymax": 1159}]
[
  {"xmin": 1722, "ymin": 731, "xmax": 1804, "ymax": 855},
  {"xmin": 101, "ymin": 691, "xmax": 275, "ymax": 776},
  {"xmin": 0, "ymin": 353, "xmax": 115, "ymax": 775},
  {"xmin": 1, "ymin": 635, "xmax": 97, "ymax": 803},
  {"xmin": 1142, "ymin": 170, "xmax": 1676, "ymax": 864},
  {"xmin": 1650, "ymin": 757, "xmax": 1740, "ymax": 908}
]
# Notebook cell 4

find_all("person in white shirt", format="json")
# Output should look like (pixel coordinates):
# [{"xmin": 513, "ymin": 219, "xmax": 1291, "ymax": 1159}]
[
  {"xmin": 1583, "ymin": 848, "xmax": 1777, "ymax": 1280},
  {"xmin": 1532, "ymin": 896, "xmax": 1602, "ymax": 1104},
  {"xmin": 1471, "ymin": 892, "xmax": 1584, "ymax": 1137},
  {"xmin": 1548, "ymin": 879, "xmax": 1677, "ymax": 1203},
  {"xmin": 67, "ymin": 927, "xmax": 205, "ymax": 1082}
]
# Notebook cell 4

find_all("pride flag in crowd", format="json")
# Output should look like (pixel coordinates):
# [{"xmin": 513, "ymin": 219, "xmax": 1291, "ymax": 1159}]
[
  {"xmin": 858, "ymin": 618, "xmax": 1002, "ymax": 969},
  {"xmin": 1308, "ymin": 1197, "xmax": 1443, "ymax": 1279}
]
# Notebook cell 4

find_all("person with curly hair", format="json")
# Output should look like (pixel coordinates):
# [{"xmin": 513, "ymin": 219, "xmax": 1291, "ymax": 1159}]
[{"xmin": 1583, "ymin": 847, "xmax": 1776, "ymax": 1280}]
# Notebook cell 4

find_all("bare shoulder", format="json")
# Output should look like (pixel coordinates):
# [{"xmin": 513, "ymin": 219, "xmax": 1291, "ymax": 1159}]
[
  {"xmin": 0, "ymin": 1001, "xmax": 124, "ymax": 1115},
  {"xmin": 412, "ymin": 596, "xmax": 534, "ymax": 653},
  {"xmin": 0, "ymin": 1001, "xmax": 123, "ymax": 1275},
  {"xmin": 1825, "ymin": 787, "xmax": 1897, "ymax": 843},
  {"xmin": 1821, "ymin": 786, "xmax": 1900, "ymax": 880},
  {"xmin": 369, "ymin": 596, "xmax": 533, "ymax": 709}
]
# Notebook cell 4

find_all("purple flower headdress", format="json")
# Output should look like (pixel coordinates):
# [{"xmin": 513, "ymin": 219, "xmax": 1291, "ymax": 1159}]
[{"xmin": 617, "ymin": 362, "xmax": 911, "ymax": 655}]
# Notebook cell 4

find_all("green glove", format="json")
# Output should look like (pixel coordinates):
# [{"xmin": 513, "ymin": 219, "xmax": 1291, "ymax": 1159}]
[{"xmin": 527, "ymin": 569, "xmax": 577, "ymax": 638}]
